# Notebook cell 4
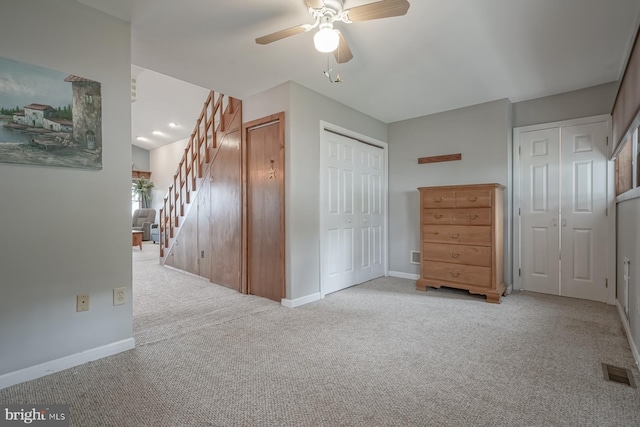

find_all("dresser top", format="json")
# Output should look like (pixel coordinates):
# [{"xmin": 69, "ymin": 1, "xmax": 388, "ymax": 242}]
[{"xmin": 418, "ymin": 183, "xmax": 506, "ymax": 191}]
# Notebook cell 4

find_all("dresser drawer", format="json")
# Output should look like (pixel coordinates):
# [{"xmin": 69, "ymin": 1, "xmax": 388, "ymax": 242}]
[
  {"xmin": 453, "ymin": 208, "xmax": 492, "ymax": 225},
  {"xmin": 422, "ymin": 261, "xmax": 491, "ymax": 287},
  {"xmin": 423, "ymin": 209, "xmax": 455, "ymax": 225},
  {"xmin": 423, "ymin": 225, "xmax": 491, "ymax": 246},
  {"xmin": 422, "ymin": 190, "xmax": 455, "ymax": 208},
  {"xmin": 455, "ymin": 189, "xmax": 492, "ymax": 208},
  {"xmin": 422, "ymin": 243, "xmax": 491, "ymax": 266}
]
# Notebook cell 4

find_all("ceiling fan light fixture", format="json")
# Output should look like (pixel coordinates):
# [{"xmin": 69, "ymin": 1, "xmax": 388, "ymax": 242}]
[{"xmin": 314, "ymin": 27, "xmax": 339, "ymax": 53}]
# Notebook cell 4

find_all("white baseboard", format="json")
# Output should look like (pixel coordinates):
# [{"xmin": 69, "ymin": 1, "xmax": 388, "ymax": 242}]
[
  {"xmin": 281, "ymin": 292, "xmax": 321, "ymax": 308},
  {"xmin": 0, "ymin": 338, "xmax": 135, "ymax": 390},
  {"xmin": 616, "ymin": 300, "xmax": 640, "ymax": 368},
  {"xmin": 388, "ymin": 271, "xmax": 419, "ymax": 280}
]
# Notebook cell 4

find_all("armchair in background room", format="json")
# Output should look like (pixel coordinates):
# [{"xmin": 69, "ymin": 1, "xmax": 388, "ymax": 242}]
[{"xmin": 132, "ymin": 208, "xmax": 156, "ymax": 241}]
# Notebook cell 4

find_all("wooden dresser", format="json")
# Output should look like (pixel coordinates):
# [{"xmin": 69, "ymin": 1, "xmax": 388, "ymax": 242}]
[{"xmin": 417, "ymin": 183, "xmax": 506, "ymax": 303}]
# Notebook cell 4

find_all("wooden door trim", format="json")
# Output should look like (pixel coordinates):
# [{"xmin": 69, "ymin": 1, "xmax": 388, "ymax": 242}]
[{"xmin": 241, "ymin": 112, "xmax": 286, "ymax": 298}]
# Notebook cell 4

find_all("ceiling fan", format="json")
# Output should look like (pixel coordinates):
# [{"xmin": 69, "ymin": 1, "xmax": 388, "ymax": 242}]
[{"xmin": 255, "ymin": 0, "xmax": 410, "ymax": 64}]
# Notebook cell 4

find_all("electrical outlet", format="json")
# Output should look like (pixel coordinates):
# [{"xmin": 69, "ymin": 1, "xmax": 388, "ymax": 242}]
[
  {"xmin": 113, "ymin": 287, "xmax": 126, "ymax": 306},
  {"xmin": 76, "ymin": 294, "xmax": 89, "ymax": 312}
]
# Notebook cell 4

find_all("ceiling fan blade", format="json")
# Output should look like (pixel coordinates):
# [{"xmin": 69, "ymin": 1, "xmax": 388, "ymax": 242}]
[
  {"xmin": 305, "ymin": 0, "xmax": 325, "ymax": 9},
  {"xmin": 334, "ymin": 31, "xmax": 353, "ymax": 64},
  {"xmin": 345, "ymin": 0, "xmax": 410, "ymax": 22},
  {"xmin": 255, "ymin": 25, "xmax": 309, "ymax": 45}
]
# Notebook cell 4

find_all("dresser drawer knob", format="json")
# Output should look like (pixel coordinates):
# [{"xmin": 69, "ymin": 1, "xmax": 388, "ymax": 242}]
[
  {"xmin": 434, "ymin": 213, "xmax": 444, "ymax": 219},
  {"xmin": 449, "ymin": 271, "xmax": 460, "ymax": 277},
  {"xmin": 466, "ymin": 214, "xmax": 478, "ymax": 220},
  {"xmin": 433, "ymin": 197, "xmax": 443, "ymax": 202},
  {"xmin": 449, "ymin": 252, "xmax": 460, "ymax": 258},
  {"xmin": 448, "ymin": 233, "xmax": 460, "ymax": 238},
  {"xmin": 467, "ymin": 196, "xmax": 478, "ymax": 202}
]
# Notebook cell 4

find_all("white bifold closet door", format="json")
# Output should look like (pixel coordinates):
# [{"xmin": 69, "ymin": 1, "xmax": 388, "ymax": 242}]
[
  {"xmin": 519, "ymin": 120, "xmax": 608, "ymax": 302},
  {"xmin": 322, "ymin": 131, "xmax": 385, "ymax": 295}
]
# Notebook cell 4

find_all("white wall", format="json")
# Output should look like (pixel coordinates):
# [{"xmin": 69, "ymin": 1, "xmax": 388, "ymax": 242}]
[
  {"xmin": 132, "ymin": 145, "xmax": 150, "ymax": 171},
  {"xmin": 243, "ymin": 82, "xmax": 291, "ymax": 124},
  {"xmin": 149, "ymin": 137, "xmax": 188, "ymax": 214},
  {"xmin": 513, "ymin": 82, "xmax": 618, "ymax": 128},
  {"xmin": 387, "ymin": 99, "xmax": 512, "ymax": 277},
  {"xmin": 0, "ymin": 0, "xmax": 132, "ymax": 384},
  {"xmin": 616, "ymin": 198, "xmax": 640, "ymax": 364}
]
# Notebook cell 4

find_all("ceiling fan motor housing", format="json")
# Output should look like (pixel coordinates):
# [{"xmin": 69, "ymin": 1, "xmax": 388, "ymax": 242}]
[{"xmin": 320, "ymin": 0, "xmax": 344, "ymax": 15}]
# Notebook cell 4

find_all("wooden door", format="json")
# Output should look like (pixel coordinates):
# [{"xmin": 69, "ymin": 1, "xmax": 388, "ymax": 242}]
[{"xmin": 244, "ymin": 113, "xmax": 285, "ymax": 302}]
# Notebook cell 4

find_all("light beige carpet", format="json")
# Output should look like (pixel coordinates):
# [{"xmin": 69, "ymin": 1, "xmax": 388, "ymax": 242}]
[{"xmin": 1, "ymin": 242, "xmax": 639, "ymax": 426}]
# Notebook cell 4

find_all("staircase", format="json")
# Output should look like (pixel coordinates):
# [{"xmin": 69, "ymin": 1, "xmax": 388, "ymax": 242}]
[{"xmin": 159, "ymin": 91, "xmax": 241, "ymax": 265}]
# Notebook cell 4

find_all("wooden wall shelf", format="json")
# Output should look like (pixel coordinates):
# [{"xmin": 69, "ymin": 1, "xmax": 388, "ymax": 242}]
[
  {"xmin": 132, "ymin": 170, "xmax": 151, "ymax": 179},
  {"xmin": 418, "ymin": 153, "xmax": 462, "ymax": 164}
]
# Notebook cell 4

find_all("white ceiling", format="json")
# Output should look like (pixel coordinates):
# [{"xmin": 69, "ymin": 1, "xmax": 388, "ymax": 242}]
[
  {"xmin": 131, "ymin": 65, "xmax": 209, "ymax": 150},
  {"xmin": 77, "ymin": 0, "xmax": 640, "ymax": 149}
]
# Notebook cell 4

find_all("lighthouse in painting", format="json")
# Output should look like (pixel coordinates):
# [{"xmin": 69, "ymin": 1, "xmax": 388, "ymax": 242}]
[{"xmin": 64, "ymin": 75, "xmax": 102, "ymax": 150}]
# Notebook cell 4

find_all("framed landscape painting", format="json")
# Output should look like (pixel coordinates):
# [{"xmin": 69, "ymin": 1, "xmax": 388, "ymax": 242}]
[{"xmin": 0, "ymin": 56, "xmax": 102, "ymax": 170}]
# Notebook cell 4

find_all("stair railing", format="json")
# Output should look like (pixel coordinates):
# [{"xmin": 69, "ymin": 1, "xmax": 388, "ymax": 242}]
[{"xmin": 159, "ymin": 91, "xmax": 233, "ymax": 261}]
